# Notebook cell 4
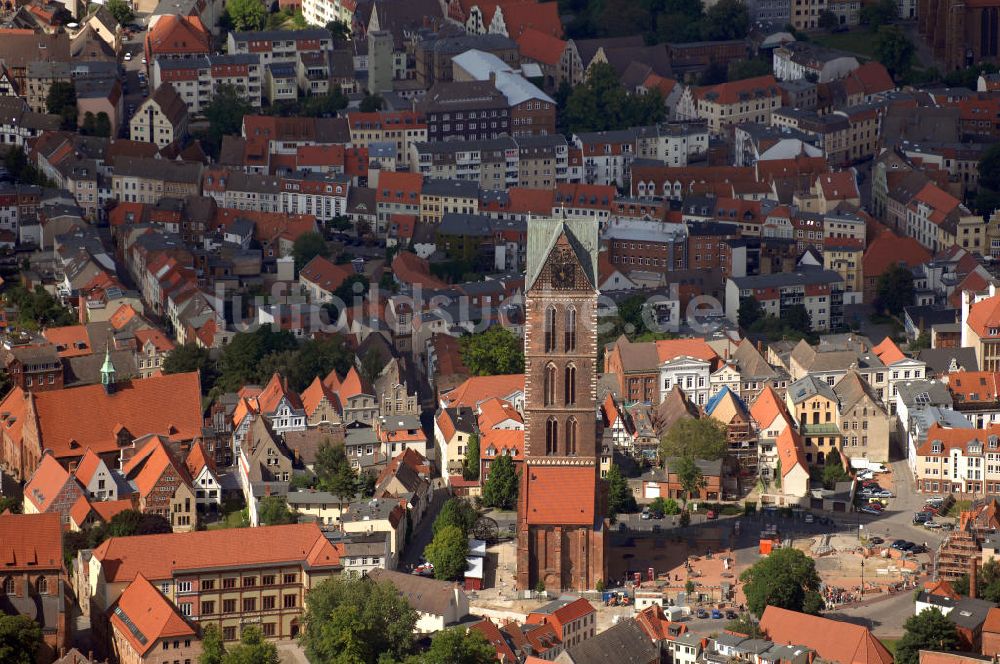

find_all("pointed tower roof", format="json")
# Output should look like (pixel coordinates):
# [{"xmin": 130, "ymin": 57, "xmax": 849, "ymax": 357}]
[
  {"xmin": 101, "ymin": 342, "xmax": 116, "ymax": 385},
  {"xmin": 525, "ymin": 217, "xmax": 599, "ymax": 290}
]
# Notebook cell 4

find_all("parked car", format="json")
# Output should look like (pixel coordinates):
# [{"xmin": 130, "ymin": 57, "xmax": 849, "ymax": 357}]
[
  {"xmin": 924, "ymin": 521, "xmax": 942, "ymax": 529},
  {"xmin": 876, "ymin": 490, "xmax": 894, "ymax": 498},
  {"xmin": 913, "ymin": 513, "xmax": 930, "ymax": 524},
  {"xmin": 725, "ymin": 610, "xmax": 738, "ymax": 620},
  {"xmin": 891, "ymin": 539, "xmax": 907, "ymax": 550},
  {"xmin": 696, "ymin": 608, "xmax": 708, "ymax": 619},
  {"xmin": 869, "ymin": 536, "xmax": 884, "ymax": 545},
  {"xmin": 859, "ymin": 506, "xmax": 882, "ymax": 515},
  {"xmin": 124, "ymin": 51, "xmax": 132, "ymax": 61},
  {"xmin": 706, "ymin": 510, "xmax": 717, "ymax": 520},
  {"xmin": 804, "ymin": 513, "xmax": 814, "ymax": 524},
  {"xmin": 711, "ymin": 609, "xmax": 723, "ymax": 619}
]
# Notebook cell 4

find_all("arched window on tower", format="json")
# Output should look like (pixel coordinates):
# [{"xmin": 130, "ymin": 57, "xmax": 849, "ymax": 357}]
[
  {"xmin": 566, "ymin": 417, "xmax": 577, "ymax": 455},
  {"xmin": 544, "ymin": 363, "xmax": 556, "ymax": 406},
  {"xmin": 544, "ymin": 305, "xmax": 556, "ymax": 352},
  {"xmin": 564, "ymin": 363, "xmax": 576, "ymax": 405},
  {"xmin": 545, "ymin": 417, "xmax": 558, "ymax": 455},
  {"xmin": 564, "ymin": 307, "xmax": 576, "ymax": 351}
]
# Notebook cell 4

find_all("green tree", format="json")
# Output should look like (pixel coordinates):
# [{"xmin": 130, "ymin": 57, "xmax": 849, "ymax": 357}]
[
  {"xmin": 215, "ymin": 327, "xmax": 297, "ymax": 392},
  {"xmin": 660, "ymin": 418, "xmax": 728, "ymax": 460},
  {"xmin": 463, "ymin": 434, "xmax": 480, "ymax": 481},
  {"xmin": 739, "ymin": 547, "xmax": 823, "ymax": 618},
  {"xmin": 200, "ymin": 624, "xmax": 225, "ymax": 664},
  {"xmin": 700, "ymin": 0, "xmax": 749, "ymax": 40},
  {"xmin": 222, "ymin": 625, "xmax": 279, "ymax": 664},
  {"xmin": 725, "ymin": 614, "xmax": 765, "ymax": 638},
  {"xmin": 459, "ymin": 326, "xmax": 525, "ymax": 376},
  {"xmin": 105, "ymin": 0, "xmax": 134, "ymax": 25},
  {"xmin": 896, "ymin": 608, "xmax": 959, "ymax": 664},
  {"xmin": 818, "ymin": 9, "xmax": 839, "ymax": 30},
  {"xmin": 675, "ymin": 456, "xmax": 706, "ymax": 506},
  {"xmin": 94, "ymin": 112, "xmax": 112, "ymax": 137},
  {"xmin": 424, "ymin": 524, "xmax": 470, "ymax": 581},
  {"xmin": 302, "ymin": 576, "xmax": 417, "ymax": 664},
  {"xmin": 358, "ymin": 346, "xmax": 386, "ymax": 388},
  {"xmin": 46, "ymin": 80, "xmax": 77, "ymax": 130},
  {"xmin": 861, "ymin": 0, "xmax": 898, "ymax": 29},
  {"xmin": 783, "ymin": 304, "xmax": 812, "ymax": 334},
  {"xmin": 0, "ymin": 615, "xmax": 43, "ymax": 664},
  {"xmin": 359, "ymin": 93, "xmax": 385, "ymax": 112},
  {"xmin": 434, "ymin": 498, "xmax": 479, "ymax": 537},
  {"xmin": 81, "ymin": 111, "xmax": 97, "ymax": 136},
  {"xmin": 482, "ymin": 453, "xmax": 518, "ymax": 510},
  {"xmin": 0, "ymin": 495, "xmax": 21, "ymax": 513},
  {"xmin": 650, "ymin": 496, "xmax": 680, "ymax": 516},
  {"xmin": 729, "ymin": 57, "xmax": 772, "ymax": 81},
  {"xmin": 874, "ymin": 264, "xmax": 915, "ymax": 316},
  {"xmin": 292, "ymin": 231, "xmax": 330, "ymax": 273},
  {"xmin": 202, "ymin": 84, "xmax": 254, "ymax": 158},
  {"xmin": 562, "ymin": 62, "xmax": 664, "ymax": 135},
  {"xmin": 875, "ymin": 25, "xmax": 914, "ymax": 78},
  {"xmin": 738, "ymin": 296, "xmax": 763, "ymax": 329},
  {"xmin": 325, "ymin": 19, "xmax": 351, "ymax": 42},
  {"xmin": 163, "ymin": 343, "xmax": 217, "ymax": 390},
  {"xmin": 257, "ymin": 496, "xmax": 295, "ymax": 525},
  {"xmin": 607, "ymin": 463, "xmax": 637, "ymax": 518},
  {"xmin": 313, "ymin": 442, "xmax": 359, "ymax": 512},
  {"xmin": 822, "ymin": 447, "xmax": 850, "ymax": 489},
  {"xmin": 416, "ymin": 627, "xmax": 496, "ymax": 664},
  {"xmin": 226, "ymin": 0, "xmax": 266, "ymax": 30}
]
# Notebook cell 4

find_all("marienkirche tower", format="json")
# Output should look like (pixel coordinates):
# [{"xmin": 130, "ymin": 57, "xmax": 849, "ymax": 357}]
[{"xmin": 516, "ymin": 217, "xmax": 607, "ymax": 592}]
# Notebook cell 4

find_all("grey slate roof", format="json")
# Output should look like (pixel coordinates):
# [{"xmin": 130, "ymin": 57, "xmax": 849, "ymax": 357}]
[
  {"xmin": 525, "ymin": 217, "xmax": 598, "ymax": 290},
  {"xmin": 788, "ymin": 374, "xmax": 838, "ymax": 404},
  {"xmin": 562, "ymin": 618, "xmax": 659, "ymax": 664}
]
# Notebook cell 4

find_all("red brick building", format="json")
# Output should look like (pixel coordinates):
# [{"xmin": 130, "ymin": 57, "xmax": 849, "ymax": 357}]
[{"xmin": 516, "ymin": 218, "xmax": 606, "ymax": 592}]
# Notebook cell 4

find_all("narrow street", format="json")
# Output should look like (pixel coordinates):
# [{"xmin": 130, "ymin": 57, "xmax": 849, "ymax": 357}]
[{"xmin": 400, "ymin": 486, "xmax": 448, "ymax": 569}]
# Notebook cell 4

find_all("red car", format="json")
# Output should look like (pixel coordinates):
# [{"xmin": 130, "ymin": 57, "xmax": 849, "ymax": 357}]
[{"xmin": 706, "ymin": 510, "xmax": 718, "ymax": 520}]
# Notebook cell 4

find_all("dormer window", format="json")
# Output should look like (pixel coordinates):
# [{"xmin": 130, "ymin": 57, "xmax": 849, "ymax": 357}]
[{"xmin": 931, "ymin": 440, "xmax": 943, "ymax": 454}]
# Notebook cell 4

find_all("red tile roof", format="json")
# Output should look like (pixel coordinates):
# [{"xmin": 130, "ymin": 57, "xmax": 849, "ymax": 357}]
[
  {"xmin": 750, "ymin": 386, "xmax": 790, "ymax": 429},
  {"xmin": 43, "ymin": 325, "xmax": 92, "ymax": 357},
  {"xmin": 109, "ymin": 304, "xmax": 140, "ymax": 330},
  {"xmin": 693, "ymin": 75, "xmax": 779, "ymax": 105},
  {"xmin": 185, "ymin": 440, "xmax": 216, "ymax": 478},
  {"xmin": 872, "ymin": 337, "xmax": 905, "ymax": 365},
  {"xmin": 470, "ymin": 619, "xmax": 518, "ymax": 662},
  {"xmin": 376, "ymin": 172, "xmax": 423, "ymax": 204},
  {"xmin": 110, "ymin": 573, "xmax": 196, "ymax": 655},
  {"xmin": 134, "ymin": 328, "xmax": 175, "ymax": 353},
  {"xmin": 477, "ymin": 397, "xmax": 523, "ymax": 430},
  {"xmin": 91, "ymin": 499, "xmax": 134, "ymax": 523},
  {"xmin": 441, "ymin": 374, "xmax": 525, "ymax": 409},
  {"xmin": 914, "ymin": 423, "xmax": 1000, "ymax": 456},
  {"xmin": 92, "ymin": 522, "xmax": 343, "ymax": 583},
  {"xmin": 338, "ymin": 366, "xmax": 370, "ymax": 401},
  {"xmin": 524, "ymin": 465, "xmax": 597, "ymax": 525},
  {"xmin": 146, "ymin": 15, "xmax": 210, "ymax": 58},
  {"xmin": 817, "ymin": 172, "xmax": 859, "ymax": 201},
  {"xmin": 73, "ymin": 448, "xmax": 104, "ymax": 487},
  {"xmin": 948, "ymin": 371, "xmax": 1000, "ymax": 404},
  {"xmin": 299, "ymin": 255, "xmax": 353, "ymax": 294},
  {"xmin": 758, "ymin": 606, "xmax": 893, "ymax": 664},
  {"xmin": 655, "ymin": 338, "xmax": 718, "ymax": 364},
  {"xmin": 847, "ymin": 61, "xmax": 894, "ymax": 95},
  {"xmin": 499, "ymin": 0, "xmax": 562, "ymax": 38},
  {"xmin": 776, "ymin": 427, "xmax": 807, "ymax": 478},
  {"xmin": 30, "ymin": 372, "xmax": 203, "ymax": 461},
  {"xmin": 912, "ymin": 181, "xmax": 961, "ymax": 214},
  {"xmin": 0, "ymin": 512, "xmax": 63, "ymax": 570},
  {"xmin": 861, "ymin": 231, "xmax": 930, "ymax": 281},
  {"xmin": 526, "ymin": 596, "xmax": 595, "ymax": 633},
  {"xmin": 480, "ymin": 429, "xmax": 524, "ymax": 461},
  {"xmin": 516, "ymin": 27, "xmax": 566, "ymax": 66},
  {"xmin": 123, "ymin": 437, "xmax": 190, "ymax": 498},
  {"xmin": 301, "ymin": 376, "xmax": 339, "ymax": 418},
  {"xmin": 967, "ymin": 293, "xmax": 1000, "ymax": 338},
  {"xmin": 24, "ymin": 454, "xmax": 77, "ymax": 513},
  {"xmin": 391, "ymin": 252, "xmax": 448, "ymax": 289}
]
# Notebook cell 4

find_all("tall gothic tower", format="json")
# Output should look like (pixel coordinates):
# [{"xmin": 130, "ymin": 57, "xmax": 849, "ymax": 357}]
[{"xmin": 516, "ymin": 217, "xmax": 607, "ymax": 592}]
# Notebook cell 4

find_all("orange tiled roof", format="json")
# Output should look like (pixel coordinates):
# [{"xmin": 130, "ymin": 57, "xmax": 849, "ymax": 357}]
[
  {"xmin": 31, "ymin": 372, "xmax": 203, "ymax": 460},
  {"xmin": 477, "ymin": 397, "xmax": 523, "ymax": 430},
  {"xmin": 391, "ymin": 252, "xmax": 448, "ymax": 290},
  {"xmin": 861, "ymin": 231, "xmax": 930, "ymax": 281},
  {"xmin": 750, "ymin": 386, "xmax": 790, "ymax": 429},
  {"xmin": 73, "ymin": 448, "xmax": 104, "ymax": 486},
  {"xmin": 516, "ymin": 27, "xmax": 566, "ymax": 65},
  {"xmin": 70, "ymin": 495, "xmax": 93, "ymax": 527},
  {"xmin": 915, "ymin": 422, "xmax": 1000, "ymax": 456},
  {"xmin": 109, "ymin": 304, "xmax": 140, "ymax": 330},
  {"xmin": 300, "ymin": 255, "xmax": 352, "ymax": 294},
  {"xmin": 441, "ymin": 374, "xmax": 525, "ymax": 409},
  {"xmin": 0, "ymin": 512, "xmax": 63, "ymax": 570},
  {"xmin": 91, "ymin": 499, "xmax": 134, "ymax": 523},
  {"xmin": 146, "ymin": 15, "xmax": 209, "ymax": 57},
  {"xmin": 42, "ymin": 325, "xmax": 92, "ymax": 357},
  {"xmin": 525, "ymin": 465, "xmax": 597, "ymax": 525},
  {"xmin": 967, "ymin": 293, "xmax": 1000, "ymax": 338},
  {"xmin": 948, "ymin": 371, "xmax": 1000, "ymax": 404},
  {"xmin": 759, "ymin": 606, "xmax": 892, "ymax": 664},
  {"xmin": 527, "ymin": 596, "xmax": 595, "ymax": 632},
  {"xmin": 301, "ymin": 376, "xmax": 339, "ymax": 417},
  {"xmin": 776, "ymin": 427, "xmax": 806, "ymax": 478},
  {"xmin": 693, "ymin": 75, "xmax": 779, "ymax": 105},
  {"xmin": 338, "ymin": 366, "xmax": 370, "ymax": 401},
  {"xmin": 24, "ymin": 454, "xmax": 76, "ymax": 513},
  {"xmin": 185, "ymin": 440, "xmax": 216, "ymax": 478},
  {"xmin": 654, "ymin": 338, "xmax": 718, "ymax": 364},
  {"xmin": 816, "ymin": 172, "xmax": 858, "ymax": 200},
  {"xmin": 498, "ymin": 0, "xmax": 562, "ymax": 38},
  {"xmin": 912, "ymin": 181, "xmax": 960, "ymax": 214},
  {"xmin": 256, "ymin": 372, "xmax": 303, "ymax": 415},
  {"xmin": 470, "ymin": 619, "xmax": 518, "ymax": 662},
  {"xmin": 872, "ymin": 337, "xmax": 905, "ymax": 365},
  {"xmin": 123, "ymin": 438, "xmax": 189, "ymax": 498},
  {"xmin": 110, "ymin": 573, "xmax": 196, "ymax": 655},
  {"xmin": 93, "ymin": 523, "xmax": 343, "ymax": 583},
  {"xmin": 376, "ymin": 172, "xmax": 423, "ymax": 203},
  {"xmin": 480, "ymin": 429, "xmax": 524, "ymax": 460},
  {"xmin": 848, "ymin": 61, "xmax": 894, "ymax": 95},
  {"xmin": 134, "ymin": 328, "xmax": 175, "ymax": 353}
]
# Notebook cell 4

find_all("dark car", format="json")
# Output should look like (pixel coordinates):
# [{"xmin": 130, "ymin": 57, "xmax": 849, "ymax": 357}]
[
  {"xmin": 725, "ymin": 610, "xmax": 738, "ymax": 619},
  {"xmin": 869, "ymin": 536, "xmax": 884, "ymax": 545},
  {"xmin": 891, "ymin": 539, "xmax": 907, "ymax": 550},
  {"xmin": 696, "ymin": 608, "xmax": 708, "ymax": 619}
]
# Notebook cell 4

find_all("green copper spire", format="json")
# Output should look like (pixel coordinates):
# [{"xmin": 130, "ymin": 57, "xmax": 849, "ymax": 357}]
[{"xmin": 101, "ymin": 343, "xmax": 116, "ymax": 389}]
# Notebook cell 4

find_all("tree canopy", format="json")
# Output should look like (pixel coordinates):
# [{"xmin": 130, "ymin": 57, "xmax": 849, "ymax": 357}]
[
  {"xmin": 433, "ymin": 498, "xmax": 479, "ymax": 537},
  {"xmin": 978, "ymin": 144, "xmax": 1000, "ymax": 216},
  {"xmin": 408, "ymin": 628, "xmax": 496, "ymax": 664},
  {"xmin": 292, "ymin": 231, "xmax": 330, "ymax": 273},
  {"xmin": 424, "ymin": 524, "xmax": 470, "ymax": 581},
  {"xmin": 740, "ymin": 547, "xmax": 823, "ymax": 618},
  {"xmin": 660, "ymin": 418, "xmax": 728, "ymax": 460},
  {"xmin": 359, "ymin": 93, "xmax": 385, "ymax": 112},
  {"xmin": 874, "ymin": 264, "xmax": 915, "ymax": 316},
  {"xmin": 674, "ymin": 456, "xmax": 706, "ymax": 505},
  {"xmin": 4, "ymin": 285, "xmax": 75, "ymax": 330},
  {"xmin": 301, "ymin": 576, "xmax": 417, "ymax": 664},
  {"xmin": 822, "ymin": 447, "xmax": 850, "ymax": 489},
  {"xmin": 105, "ymin": 0, "xmax": 134, "ymax": 26},
  {"xmin": 896, "ymin": 609, "xmax": 959, "ymax": 664},
  {"xmin": 0, "ymin": 615, "xmax": 42, "ymax": 664},
  {"xmin": 459, "ymin": 326, "xmax": 525, "ymax": 376},
  {"xmin": 607, "ymin": 464, "xmax": 636, "ymax": 518},
  {"xmin": 226, "ymin": 0, "xmax": 267, "ymax": 30},
  {"xmin": 874, "ymin": 25, "xmax": 914, "ymax": 79},
  {"xmin": 202, "ymin": 85, "xmax": 254, "ymax": 158},
  {"xmin": 861, "ymin": 0, "xmax": 898, "ymax": 29},
  {"xmin": 463, "ymin": 434, "xmax": 480, "ymax": 481},
  {"xmin": 163, "ymin": 343, "xmax": 217, "ymax": 391},
  {"xmin": 481, "ymin": 453, "xmax": 518, "ymax": 510},
  {"xmin": 313, "ymin": 442, "xmax": 360, "ymax": 507},
  {"xmin": 561, "ymin": 62, "xmax": 665, "ymax": 135},
  {"xmin": 257, "ymin": 496, "xmax": 296, "ymax": 525},
  {"xmin": 46, "ymin": 81, "xmax": 77, "ymax": 130}
]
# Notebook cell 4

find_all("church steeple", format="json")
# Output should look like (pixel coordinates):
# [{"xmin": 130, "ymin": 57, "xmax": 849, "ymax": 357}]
[{"xmin": 101, "ymin": 343, "xmax": 116, "ymax": 394}]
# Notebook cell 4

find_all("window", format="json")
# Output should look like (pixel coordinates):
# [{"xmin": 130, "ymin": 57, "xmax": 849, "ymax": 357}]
[
  {"xmin": 2, "ymin": 577, "xmax": 13, "ymax": 594},
  {"xmin": 179, "ymin": 602, "xmax": 192, "ymax": 616},
  {"xmin": 243, "ymin": 597, "xmax": 257, "ymax": 612},
  {"xmin": 262, "ymin": 595, "xmax": 276, "ymax": 610},
  {"xmin": 262, "ymin": 575, "xmax": 275, "ymax": 586},
  {"xmin": 222, "ymin": 578, "xmax": 237, "ymax": 589},
  {"xmin": 564, "ymin": 308, "xmax": 576, "ymax": 351},
  {"xmin": 223, "ymin": 626, "xmax": 236, "ymax": 641},
  {"xmin": 36, "ymin": 577, "xmax": 47, "ymax": 594},
  {"xmin": 201, "ymin": 579, "xmax": 215, "ymax": 591},
  {"xmin": 243, "ymin": 577, "xmax": 257, "ymax": 588},
  {"xmin": 262, "ymin": 622, "xmax": 276, "ymax": 637},
  {"xmin": 283, "ymin": 573, "xmax": 298, "ymax": 584},
  {"xmin": 566, "ymin": 417, "xmax": 578, "ymax": 455},
  {"xmin": 223, "ymin": 599, "xmax": 236, "ymax": 614},
  {"xmin": 283, "ymin": 594, "xmax": 297, "ymax": 608},
  {"xmin": 177, "ymin": 581, "xmax": 191, "ymax": 593},
  {"xmin": 544, "ymin": 306, "xmax": 556, "ymax": 352},
  {"xmin": 201, "ymin": 600, "xmax": 215, "ymax": 614},
  {"xmin": 544, "ymin": 363, "xmax": 556, "ymax": 406},
  {"xmin": 545, "ymin": 417, "xmax": 558, "ymax": 455}
]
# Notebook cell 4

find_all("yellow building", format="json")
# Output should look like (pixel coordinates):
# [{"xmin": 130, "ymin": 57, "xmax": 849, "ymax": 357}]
[
  {"xmin": 962, "ymin": 289, "xmax": 1000, "ymax": 372},
  {"xmin": 419, "ymin": 179, "xmax": 480, "ymax": 224},
  {"xmin": 823, "ymin": 237, "xmax": 863, "ymax": 303},
  {"xmin": 785, "ymin": 375, "xmax": 842, "ymax": 465}
]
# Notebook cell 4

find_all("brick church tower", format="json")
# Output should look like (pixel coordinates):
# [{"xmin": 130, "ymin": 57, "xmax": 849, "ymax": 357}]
[{"xmin": 516, "ymin": 217, "xmax": 607, "ymax": 592}]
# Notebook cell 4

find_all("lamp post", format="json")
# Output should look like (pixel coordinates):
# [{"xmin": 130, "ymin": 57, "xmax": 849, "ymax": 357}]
[{"xmin": 860, "ymin": 557, "xmax": 865, "ymax": 597}]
